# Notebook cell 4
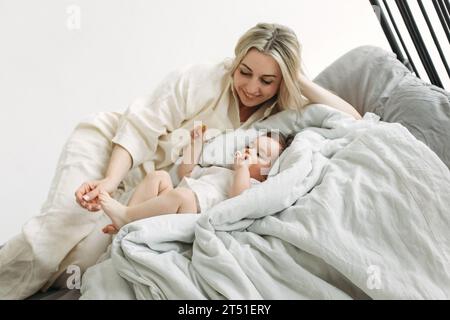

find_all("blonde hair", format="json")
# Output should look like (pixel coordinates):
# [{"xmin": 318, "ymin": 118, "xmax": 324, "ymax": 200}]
[{"xmin": 229, "ymin": 23, "xmax": 309, "ymax": 111}]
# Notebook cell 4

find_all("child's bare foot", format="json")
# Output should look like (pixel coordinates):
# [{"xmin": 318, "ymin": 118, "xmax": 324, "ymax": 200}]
[
  {"xmin": 99, "ymin": 190, "xmax": 130, "ymax": 234},
  {"xmin": 102, "ymin": 224, "xmax": 119, "ymax": 234},
  {"xmin": 190, "ymin": 125, "xmax": 207, "ymax": 141}
]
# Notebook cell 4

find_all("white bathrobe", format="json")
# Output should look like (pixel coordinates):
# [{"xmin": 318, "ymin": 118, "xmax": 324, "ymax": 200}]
[
  {"xmin": 0, "ymin": 58, "xmax": 278, "ymax": 299},
  {"xmin": 112, "ymin": 58, "xmax": 278, "ymax": 175}
]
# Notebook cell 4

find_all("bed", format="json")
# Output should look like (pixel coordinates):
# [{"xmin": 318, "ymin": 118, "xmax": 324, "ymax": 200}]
[{"xmin": 2, "ymin": 44, "xmax": 450, "ymax": 300}]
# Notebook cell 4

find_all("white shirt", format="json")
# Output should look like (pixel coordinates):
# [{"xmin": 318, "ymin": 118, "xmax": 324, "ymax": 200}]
[{"xmin": 178, "ymin": 165, "xmax": 260, "ymax": 213}]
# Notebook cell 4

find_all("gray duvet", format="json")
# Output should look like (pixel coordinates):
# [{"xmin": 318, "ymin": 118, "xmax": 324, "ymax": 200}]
[
  {"xmin": 314, "ymin": 45, "xmax": 450, "ymax": 170},
  {"xmin": 80, "ymin": 105, "xmax": 450, "ymax": 299}
]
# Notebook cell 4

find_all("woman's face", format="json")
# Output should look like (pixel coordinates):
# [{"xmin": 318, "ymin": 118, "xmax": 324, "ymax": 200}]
[{"xmin": 233, "ymin": 48, "xmax": 282, "ymax": 108}]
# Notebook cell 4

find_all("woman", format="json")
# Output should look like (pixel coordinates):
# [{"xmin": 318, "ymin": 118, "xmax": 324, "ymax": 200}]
[
  {"xmin": 75, "ymin": 22, "xmax": 362, "ymax": 211},
  {"xmin": 0, "ymin": 22, "xmax": 362, "ymax": 300}
]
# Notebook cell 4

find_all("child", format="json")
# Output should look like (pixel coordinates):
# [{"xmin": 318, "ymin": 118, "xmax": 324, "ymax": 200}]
[{"xmin": 98, "ymin": 126, "xmax": 286, "ymax": 234}]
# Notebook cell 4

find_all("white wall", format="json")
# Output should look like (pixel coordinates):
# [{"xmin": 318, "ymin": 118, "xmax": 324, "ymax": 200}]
[{"xmin": 0, "ymin": 0, "xmax": 389, "ymax": 244}]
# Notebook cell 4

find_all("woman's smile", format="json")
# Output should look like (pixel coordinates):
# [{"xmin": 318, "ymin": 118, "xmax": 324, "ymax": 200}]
[
  {"xmin": 233, "ymin": 49, "xmax": 282, "ymax": 109},
  {"xmin": 241, "ymin": 89, "xmax": 259, "ymax": 101}
]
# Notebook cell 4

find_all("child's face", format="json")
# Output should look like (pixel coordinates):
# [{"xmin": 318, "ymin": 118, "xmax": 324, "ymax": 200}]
[{"xmin": 241, "ymin": 135, "xmax": 282, "ymax": 181}]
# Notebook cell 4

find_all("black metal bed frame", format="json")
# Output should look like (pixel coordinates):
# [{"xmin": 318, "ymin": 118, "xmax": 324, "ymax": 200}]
[{"xmin": 369, "ymin": 0, "xmax": 450, "ymax": 89}]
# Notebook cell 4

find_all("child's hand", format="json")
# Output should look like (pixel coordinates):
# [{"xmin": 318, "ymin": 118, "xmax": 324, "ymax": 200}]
[
  {"xmin": 190, "ymin": 125, "xmax": 206, "ymax": 143},
  {"xmin": 233, "ymin": 151, "xmax": 249, "ymax": 170}
]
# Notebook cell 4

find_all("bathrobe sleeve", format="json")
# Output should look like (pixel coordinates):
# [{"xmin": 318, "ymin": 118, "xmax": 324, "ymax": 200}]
[{"xmin": 112, "ymin": 65, "xmax": 206, "ymax": 169}]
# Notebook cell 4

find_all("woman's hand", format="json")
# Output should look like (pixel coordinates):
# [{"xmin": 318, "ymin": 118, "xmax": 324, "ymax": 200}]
[
  {"xmin": 297, "ymin": 71, "xmax": 362, "ymax": 120},
  {"xmin": 75, "ymin": 178, "xmax": 119, "ymax": 212}
]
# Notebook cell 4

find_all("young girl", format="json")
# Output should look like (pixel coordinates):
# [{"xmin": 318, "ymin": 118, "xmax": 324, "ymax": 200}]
[{"xmin": 98, "ymin": 126, "xmax": 286, "ymax": 234}]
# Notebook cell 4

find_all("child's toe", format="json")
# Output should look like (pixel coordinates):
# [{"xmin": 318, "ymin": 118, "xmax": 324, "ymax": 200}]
[{"xmin": 102, "ymin": 224, "xmax": 118, "ymax": 235}]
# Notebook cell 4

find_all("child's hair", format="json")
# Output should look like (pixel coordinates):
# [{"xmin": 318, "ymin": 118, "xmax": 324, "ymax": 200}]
[{"xmin": 265, "ymin": 131, "xmax": 290, "ymax": 152}]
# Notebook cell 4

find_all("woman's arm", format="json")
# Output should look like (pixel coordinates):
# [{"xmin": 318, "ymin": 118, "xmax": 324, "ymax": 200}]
[
  {"xmin": 76, "ymin": 64, "xmax": 208, "ymax": 211},
  {"xmin": 75, "ymin": 144, "xmax": 132, "ymax": 211},
  {"xmin": 105, "ymin": 144, "xmax": 133, "ymax": 186},
  {"xmin": 299, "ymin": 74, "xmax": 362, "ymax": 120}
]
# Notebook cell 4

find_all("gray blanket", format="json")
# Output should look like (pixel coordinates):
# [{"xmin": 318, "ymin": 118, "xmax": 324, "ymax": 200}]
[{"xmin": 80, "ymin": 105, "xmax": 450, "ymax": 299}]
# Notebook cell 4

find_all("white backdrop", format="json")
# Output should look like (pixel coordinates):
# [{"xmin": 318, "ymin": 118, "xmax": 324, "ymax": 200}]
[{"xmin": 0, "ymin": 0, "xmax": 389, "ymax": 244}]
